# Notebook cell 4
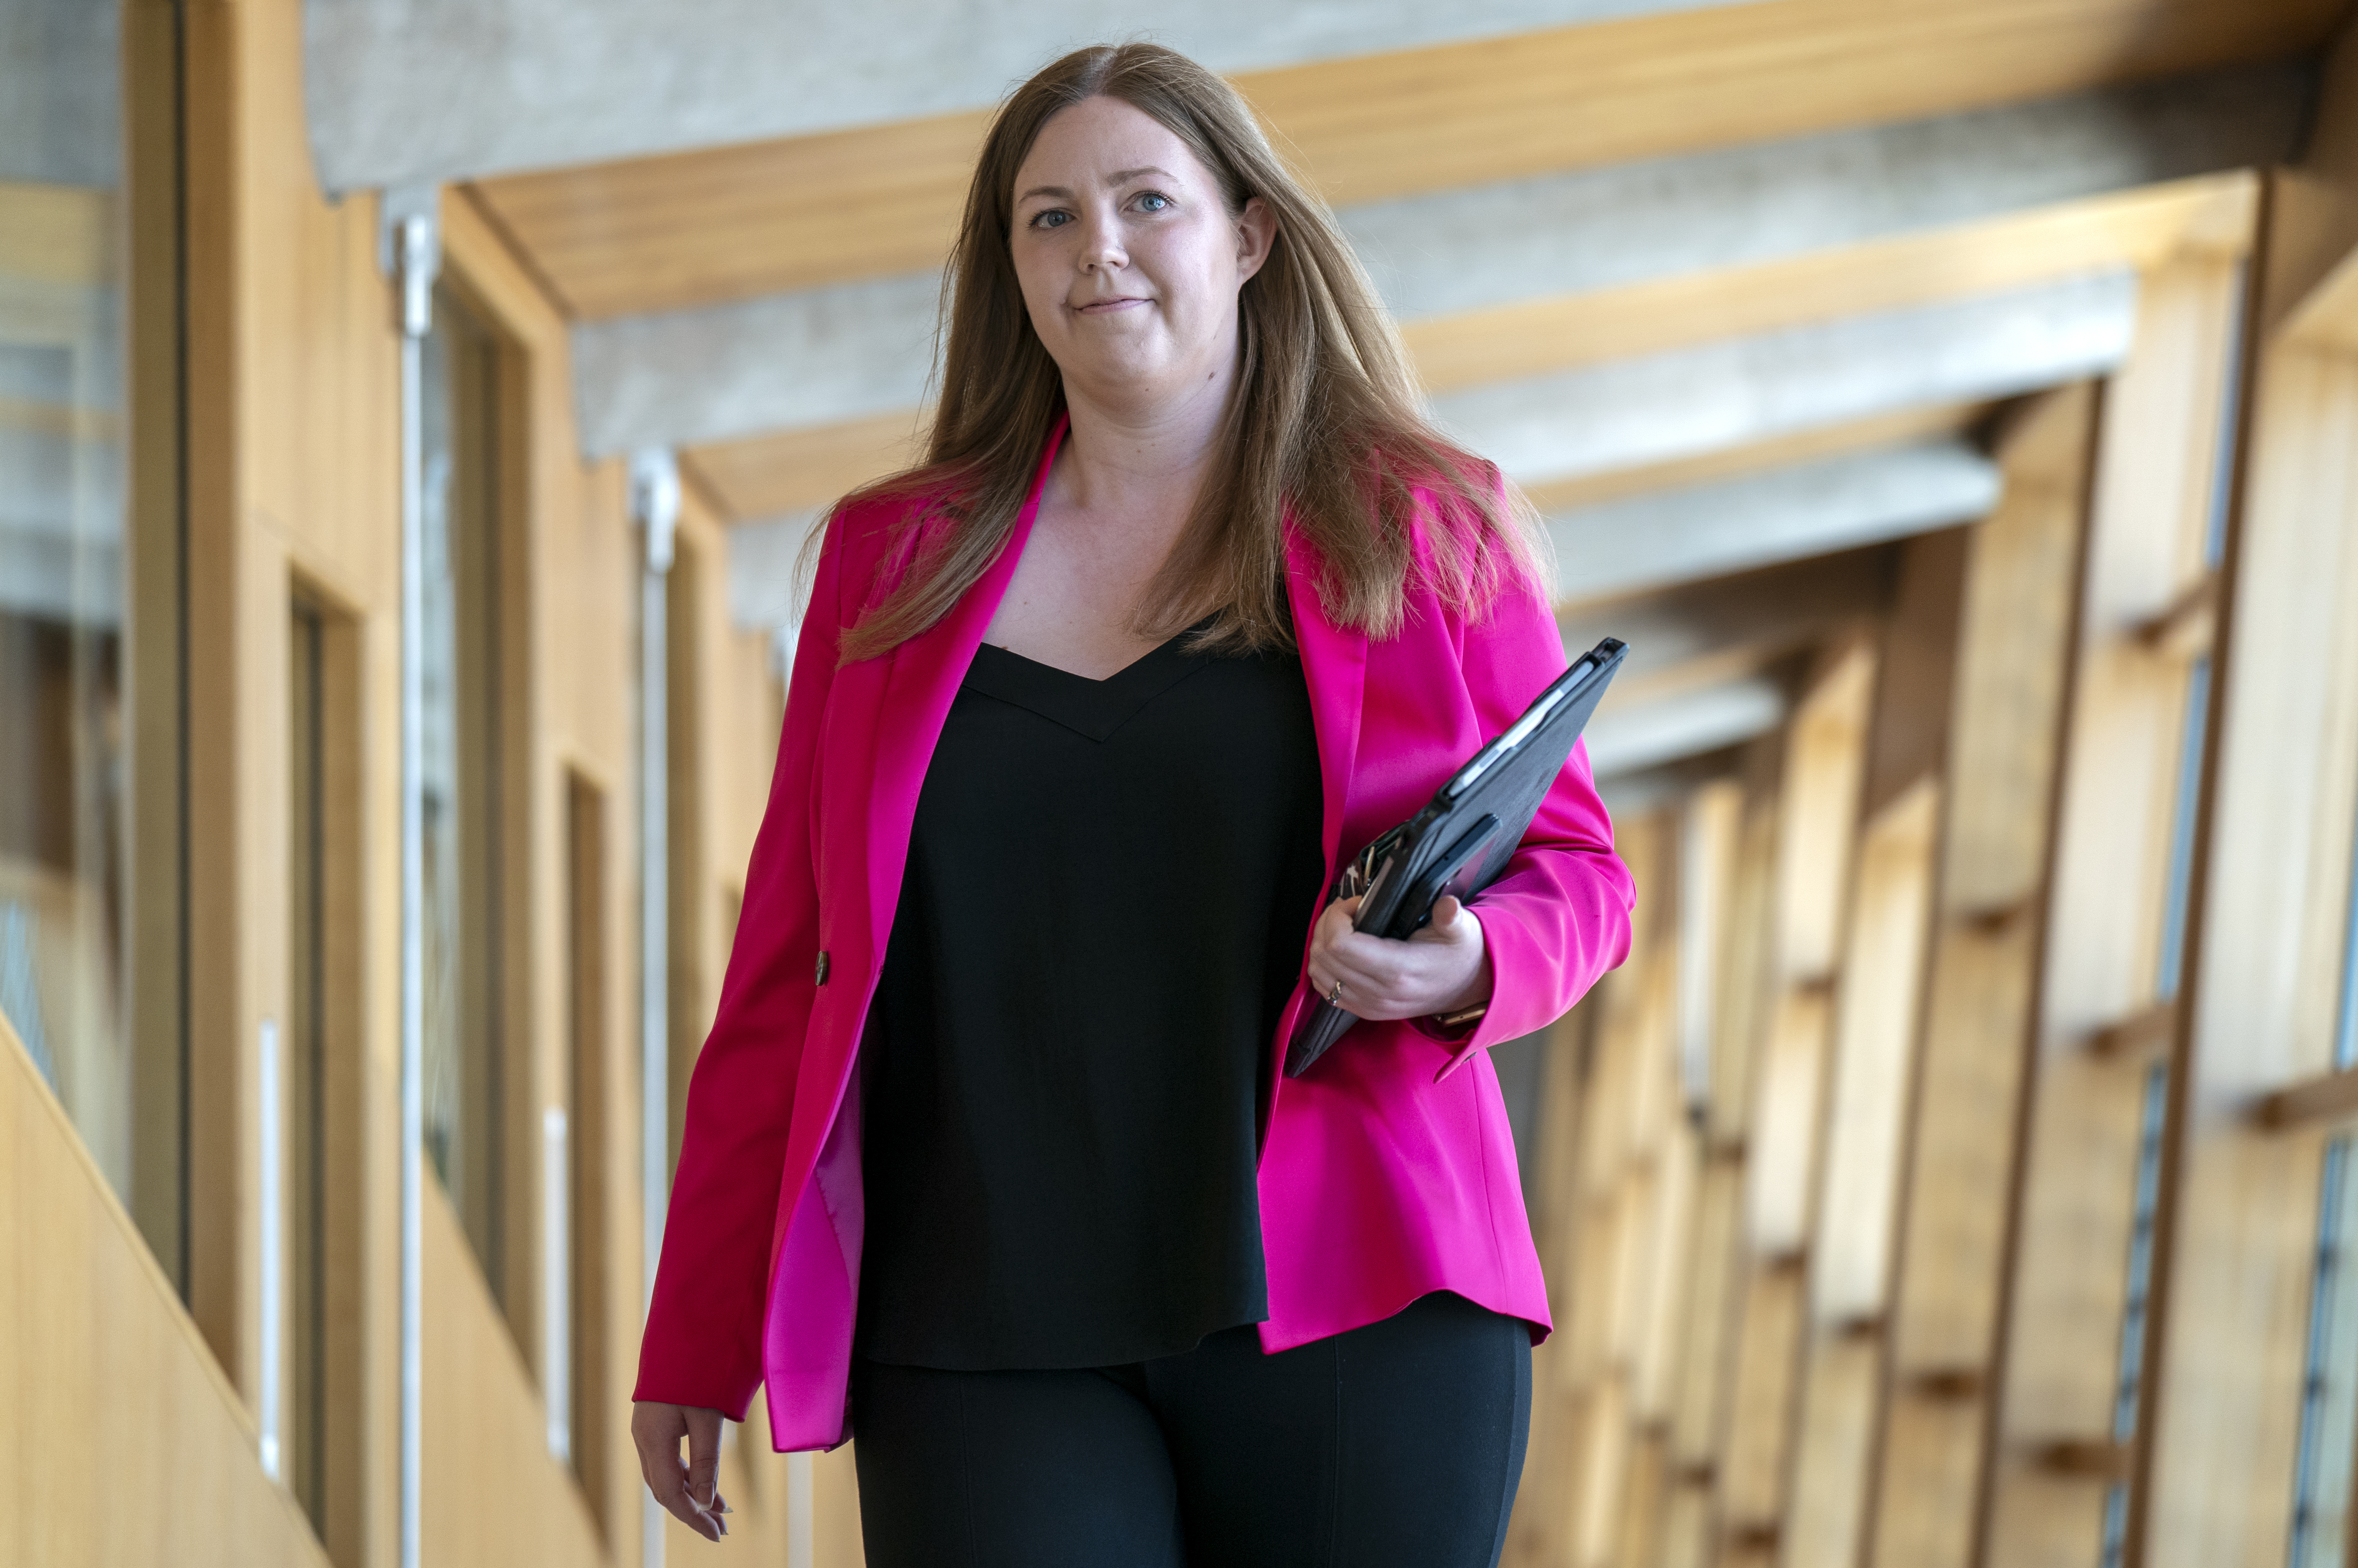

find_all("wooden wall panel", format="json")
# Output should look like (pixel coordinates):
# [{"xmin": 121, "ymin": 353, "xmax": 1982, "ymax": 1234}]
[
  {"xmin": 83, "ymin": 2, "xmax": 820, "ymax": 1562},
  {"xmin": 420, "ymin": 1181, "xmax": 607, "ymax": 1565},
  {"xmin": 3, "ymin": 1019, "xmax": 330, "ymax": 1568}
]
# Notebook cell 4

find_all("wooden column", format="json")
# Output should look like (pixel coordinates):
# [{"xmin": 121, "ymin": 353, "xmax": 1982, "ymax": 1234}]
[
  {"xmin": 1863, "ymin": 386, "xmax": 2098, "ymax": 1568},
  {"xmin": 2141, "ymin": 67, "xmax": 2358, "ymax": 1561},
  {"xmin": 1976, "ymin": 250, "xmax": 2250, "ymax": 1568},
  {"xmin": 1784, "ymin": 525, "xmax": 1965, "ymax": 1568}
]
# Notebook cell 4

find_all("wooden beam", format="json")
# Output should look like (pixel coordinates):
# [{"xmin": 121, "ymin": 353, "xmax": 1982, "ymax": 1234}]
[
  {"xmin": 2255, "ymin": 1067, "xmax": 2358, "ymax": 1130},
  {"xmin": 468, "ymin": 111, "xmax": 985, "ymax": 320},
  {"xmin": 1961, "ymin": 897, "xmax": 2040, "ymax": 938},
  {"xmin": 682, "ymin": 409, "xmax": 928, "ymax": 524},
  {"xmin": 1246, "ymin": 0, "xmax": 2334, "ymax": 211},
  {"xmin": 2034, "ymin": 1438, "xmax": 2138, "ymax": 1481},
  {"xmin": 2263, "ymin": 17, "xmax": 2358, "ymax": 334},
  {"xmin": 1908, "ymin": 1367, "xmax": 1991, "ymax": 1403},
  {"xmin": 469, "ymin": 0, "xmax": 2329, "ymax": 319},
  {"xmin": 2279, "ymin": 242, "xmax": 2358, "ymax": 351},
  {"xmin": 2087, "ymin": 999, "xmax": 2181, "ymax": 1061},
  {"xmin": 2135, "ymin": 569, "xmax": 2221, "ymax": 657}
]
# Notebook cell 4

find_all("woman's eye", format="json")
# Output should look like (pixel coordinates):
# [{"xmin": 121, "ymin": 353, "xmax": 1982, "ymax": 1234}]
[
  {"xmin": 1030, "ymin": 209, "xmax": 1071, "ymax": 229},
  {"xmin": 1137, "ymin": 192, "xmax": 1171, "ymax": 213}
]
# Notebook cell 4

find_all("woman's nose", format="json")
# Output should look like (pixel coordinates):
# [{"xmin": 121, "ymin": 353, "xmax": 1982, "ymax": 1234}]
[{"xmin": 1079, "ymin": 217, "xmax": 1128, "ymax": 273}]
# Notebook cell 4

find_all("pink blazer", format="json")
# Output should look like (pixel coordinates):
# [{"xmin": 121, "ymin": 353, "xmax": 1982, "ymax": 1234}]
[{"xmin": 635, "ymin": 421, "xmax": 1634, "ymax": 1451}]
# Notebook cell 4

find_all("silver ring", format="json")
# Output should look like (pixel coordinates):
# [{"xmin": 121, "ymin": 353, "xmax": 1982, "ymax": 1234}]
[{"xmin": 1327, "ymin": 977, "xmax": 1345, "ymax": 1005}]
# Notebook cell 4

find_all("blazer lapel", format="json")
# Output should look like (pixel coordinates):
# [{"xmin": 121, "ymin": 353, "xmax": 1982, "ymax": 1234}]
[{"xmin": 858, "ymin": 417, "xmax": 1068, "ymax": 974}]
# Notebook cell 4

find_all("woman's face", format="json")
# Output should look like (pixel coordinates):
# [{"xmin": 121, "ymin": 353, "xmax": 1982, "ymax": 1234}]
[{"xmin": 1010, "ymin": 95, "xmax": 1273, "ymax": 409}]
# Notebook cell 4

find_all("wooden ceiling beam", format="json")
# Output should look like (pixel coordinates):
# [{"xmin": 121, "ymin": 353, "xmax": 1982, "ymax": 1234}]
[
  {"xmin": 470, "ymin": 0, "xmax": 2333, "ymax": 320},
  {"xmin": 681, "ymin": 411, "xmax": 930, "ymax": 525}
]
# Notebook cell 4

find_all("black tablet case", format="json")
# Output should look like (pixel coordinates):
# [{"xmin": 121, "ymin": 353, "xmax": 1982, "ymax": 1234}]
[{"xmin": 1283, "ymin": 636, "xmax": 1626, "ymax": 1078}]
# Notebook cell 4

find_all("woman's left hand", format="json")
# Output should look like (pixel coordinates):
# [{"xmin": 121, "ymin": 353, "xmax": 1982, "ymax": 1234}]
[{"xmin": 1305, "ymin": 894, "xmax": 1492, "ymax": 1024}]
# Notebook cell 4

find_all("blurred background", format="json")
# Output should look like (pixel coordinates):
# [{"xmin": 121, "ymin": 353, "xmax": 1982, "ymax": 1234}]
[{"xmin": 7, "ymin": 0, "xmax": 2358, "ymax": 1564}]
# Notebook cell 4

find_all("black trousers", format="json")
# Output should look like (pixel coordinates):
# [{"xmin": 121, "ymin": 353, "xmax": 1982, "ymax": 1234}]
[{"xmin": 851, "ymin": 1291, "xmax": 1533, "ymax": 1568}]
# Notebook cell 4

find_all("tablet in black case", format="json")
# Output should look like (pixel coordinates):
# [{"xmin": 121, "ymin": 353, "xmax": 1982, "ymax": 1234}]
[{"xmin": 1284, "ymin": 636, "xmax": 1627, "ymax": 1078}]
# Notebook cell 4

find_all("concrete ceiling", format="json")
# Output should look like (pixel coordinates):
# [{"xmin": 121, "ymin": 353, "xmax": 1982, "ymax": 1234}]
[
  {"xmin": 298, "ymin": 0, "xmax": 2338, "ymax": 784},
  {"xmin": 460, "ymin": 0, "xmax": 2336, "ymax": 313},
  {"xmin": 567, "ymin": 64, "xmax": 2282, "ymax": 460}
]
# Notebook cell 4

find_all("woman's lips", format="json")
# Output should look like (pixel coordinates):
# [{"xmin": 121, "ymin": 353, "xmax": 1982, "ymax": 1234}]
[{"xmin": 1075, "ymin": 296, "xmax": 1150, "ymax": 314}]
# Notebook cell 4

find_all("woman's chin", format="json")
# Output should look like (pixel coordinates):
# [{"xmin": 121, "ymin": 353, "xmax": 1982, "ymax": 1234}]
[{"xmin": 1060, "ymin": 352, "xmax": 1202, "ymax": 406}]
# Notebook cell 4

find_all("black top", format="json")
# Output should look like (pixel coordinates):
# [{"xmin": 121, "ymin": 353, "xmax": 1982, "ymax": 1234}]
[{"xmin": 856, "ymin": 623, "xmax": 1328, "ymax": 1370}]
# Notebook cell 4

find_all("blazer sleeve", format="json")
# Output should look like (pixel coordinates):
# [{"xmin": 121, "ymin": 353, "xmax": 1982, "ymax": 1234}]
[
  {"xmin": 1424, "ymin": 569, "xmax": 1635, "ymax": 1079},
  {"xmin": 633, "ymin": 509, "xmax": 848, "ymax": 1417}
]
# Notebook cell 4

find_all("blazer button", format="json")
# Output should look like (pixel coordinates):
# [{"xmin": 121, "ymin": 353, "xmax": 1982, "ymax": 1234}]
[{"xmin": 814, "ymin": 950, "xmax": 830, "ymax": 986}]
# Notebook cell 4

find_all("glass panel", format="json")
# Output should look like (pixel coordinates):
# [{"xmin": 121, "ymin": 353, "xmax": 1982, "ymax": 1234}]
[
  {"xmin": 420, "ymin": 282, "xmax": 506, "ymax": 1295},
  {"xmin": 565, "ymin": 773, "xmax": 606, "ymax": 1488},
  {"xmin": 2334, "ymin": 804, "xmax": 2358, "ymax": 1072},
  {"xmin": 2101, "ymin": 1060, "xmax": 2171, "ymax": 1568},
  {"xmin": 665, "ymin": 543, "xmax": 698, "ymax": 1184},
  {"xmin": 2202, "ymin": 264, "xmax": 2249, "ymax": 570},
  {"xmin": 2156, "ymin": 657, "xmax": 2212, "ymax": 1002},
  {"xmin": 0, "ymin": 0, "xmax": 171, "ymax": 1254},
  {"xmin": 287, "ymin": 601, "xmax": 328, "ymax": 1533},
  {"xmin": 2290, "ymin": 1137, "xmax": 2358, "ymax": 1568}
]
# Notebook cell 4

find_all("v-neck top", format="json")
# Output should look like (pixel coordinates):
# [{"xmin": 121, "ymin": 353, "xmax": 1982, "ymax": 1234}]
[{"xmin": 855, "ymin": 622, "xmax": 1329, "ymax": 1370}]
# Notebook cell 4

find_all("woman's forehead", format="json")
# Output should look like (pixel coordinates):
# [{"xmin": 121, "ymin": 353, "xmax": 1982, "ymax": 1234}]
[{"xmin": 1015, "ymin": 98, "xmax": 1210, "ymax": 192}]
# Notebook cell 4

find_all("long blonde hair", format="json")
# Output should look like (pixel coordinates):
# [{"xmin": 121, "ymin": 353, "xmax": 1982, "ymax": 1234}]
[{"xmin": 836, "ymin": 41, "xmax": 1542, "ymax": 662}]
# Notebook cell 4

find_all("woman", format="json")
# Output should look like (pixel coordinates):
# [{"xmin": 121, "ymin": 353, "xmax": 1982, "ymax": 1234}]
[{"xmin": 632, "ymin": 41, "xmax": 1633, "ymax": 1567}]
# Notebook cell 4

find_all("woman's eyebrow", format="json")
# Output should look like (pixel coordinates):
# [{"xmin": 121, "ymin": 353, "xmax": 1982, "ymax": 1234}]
[{"xmin": 1017, "ymin": 166, "xmax": 1178, "ymax": 204}]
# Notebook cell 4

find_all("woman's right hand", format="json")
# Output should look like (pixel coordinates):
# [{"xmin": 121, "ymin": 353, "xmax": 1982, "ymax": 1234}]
[{"xmin": 632, "ymin": 1400, "xmax": 732, "ymax": 1540}]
